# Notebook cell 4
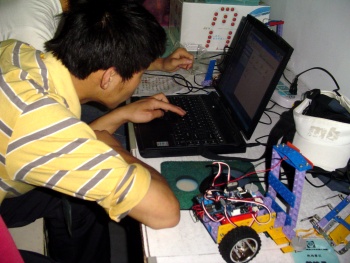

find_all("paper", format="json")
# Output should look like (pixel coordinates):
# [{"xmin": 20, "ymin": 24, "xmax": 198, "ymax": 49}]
[
  {"xmin": 292, "ymin": 238, "xmax": 340, "ymax": 263},
  {"xmin": 134, "ymin": 72, "xmax": 180, "ymax": 96}
]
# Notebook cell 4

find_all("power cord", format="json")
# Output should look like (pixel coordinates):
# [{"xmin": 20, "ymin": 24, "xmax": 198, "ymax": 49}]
[{"xmin": 289, "ymin": 67, "xmax": 341, "ymax": 95}]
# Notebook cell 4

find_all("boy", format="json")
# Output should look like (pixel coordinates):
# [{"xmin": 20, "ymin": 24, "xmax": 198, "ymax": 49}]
[{"xmin": 0, "ymin": 1, "xmax": 187, "ymax": 262}]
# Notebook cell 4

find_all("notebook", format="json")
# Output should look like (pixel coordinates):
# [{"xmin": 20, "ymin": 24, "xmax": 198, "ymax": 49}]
[{"xmin": 132, "ymin": 15, "xmax": 294, "ymax": 158}]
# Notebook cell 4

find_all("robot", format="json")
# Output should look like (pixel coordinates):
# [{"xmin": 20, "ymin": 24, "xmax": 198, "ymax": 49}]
[{"xmin": 192, "ymin": 143, "xmax": 313, "ymax": 263}]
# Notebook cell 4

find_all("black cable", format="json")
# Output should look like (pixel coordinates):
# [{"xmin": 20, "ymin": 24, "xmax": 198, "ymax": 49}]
[
  {"xmin": 245, "ymin": 142, "xmax": 261, "ymax": 147},
  {"xmin": 305, "ymin": 173, "xmax": 332, "ymax": 188},
  {"xmin": 193, "ymin": 72, "xmax": 215, "ymax": 90},
  {"xmin": 143, "ymin": 72, "xmax": 210, "ymax": 95},
  {"xmin": 215, "ymin": 47, "xmax": 233, "ymax": 69},
  {"xmin": 265, "ymin": 109, "xmax": 281, "ymax": 117},
  {"xmin": 201, "ymin": 53, "xmax": 225, "ymax": 60},
  {"xmin": 193, "ymin": 73, "xmax": 204, "ymax": 86},
  {"xmin": 171, "ymin": 73, "xmax": 195, "ymax": 93},
  {"xmin": 265, "ymin": 102, "xmax": 277, "ymax": 110},
  {"xmin": 269, "ymin": 99, "xmax": 294, "ymax": 109},
  {"xmin": 289, "ymin": 67, "xmax": 341, "ymax": 95},
  {"xmin": 254, "ymin": 135, "xmax": 269, "ymax": 147},
  {"xmin": 282, "ymin": 72, "xmax": 292, "ymax": 84},
  {"xmin": 197, "ymin": 53, "xmax": 223, "ymax": 66},
  {"xmin": 305, "ymin": 168, "xmax": 350, "ymax": 191},
  {"xmin": 259, "ymin": 111, "xmax": 272, "ymax": 125},
  {"xmin": 199, "ymin": 145, "xmax": 266, "ymax": 162}
]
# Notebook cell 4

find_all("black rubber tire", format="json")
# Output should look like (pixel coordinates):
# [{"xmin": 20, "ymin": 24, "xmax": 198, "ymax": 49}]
[{"xmin": 218, "ymin": 226, "xmax": 261, "ymax": 263}]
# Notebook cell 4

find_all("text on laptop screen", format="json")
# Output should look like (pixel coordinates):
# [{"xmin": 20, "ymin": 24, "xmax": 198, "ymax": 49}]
[{"xmin": 217, "ymin": 16, "xmax": 292, "ymax": 139}]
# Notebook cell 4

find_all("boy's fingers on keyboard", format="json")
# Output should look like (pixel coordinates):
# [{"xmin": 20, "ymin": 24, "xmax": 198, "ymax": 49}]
[
  {"xmin": 156, "ymin": 101, "xmax": 186, "ymax": 116},
  {"xmin": 150, "ymin": 93, "xmax": 169, "ymax": 103}
]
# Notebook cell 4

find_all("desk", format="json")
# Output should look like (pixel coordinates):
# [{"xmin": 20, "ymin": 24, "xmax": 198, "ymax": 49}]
[{"xmin": 129, "ymin": 72, "xmax": 349, "ymax": 263}]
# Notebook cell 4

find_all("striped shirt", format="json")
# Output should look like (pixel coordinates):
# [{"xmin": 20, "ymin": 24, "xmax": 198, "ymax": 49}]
[{"xmin": 0, "ymin": 40, "xmax": 151, "ymax": 221}]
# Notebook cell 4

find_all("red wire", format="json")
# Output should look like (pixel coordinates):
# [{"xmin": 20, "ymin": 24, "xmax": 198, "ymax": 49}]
[{"xmin": 212, "ymin": 157, "xmax": 286, "ymax": 187}]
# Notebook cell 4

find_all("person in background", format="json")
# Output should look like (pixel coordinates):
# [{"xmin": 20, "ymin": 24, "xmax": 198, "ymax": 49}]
[
  {"xmin": 0, "ymin": 0, "xmax": 193, "ymax": 142},
  {"xmin": 143, "ymin": 0, "xmax": 170, "ymax": 27},
  {"xmin": 0, "ymin": 1, "xmax": 188, "ymax": 262},
  {"xmin": 0, "ymin": 0, "xmax": 66, "ymax": 52}
]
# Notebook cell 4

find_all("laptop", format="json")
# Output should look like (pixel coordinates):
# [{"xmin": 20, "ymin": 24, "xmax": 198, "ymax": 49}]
[{"xmin": 132, "ymin": 15, "xmax": 294, "ymax": 158}]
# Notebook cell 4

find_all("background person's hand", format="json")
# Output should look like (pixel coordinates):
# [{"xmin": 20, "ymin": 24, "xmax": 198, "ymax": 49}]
[{"xmin": 148, "ymin": 47, "xmax": 194, "ymax": 72}]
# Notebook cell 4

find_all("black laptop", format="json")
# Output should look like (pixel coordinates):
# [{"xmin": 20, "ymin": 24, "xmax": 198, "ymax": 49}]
[{"xmin": 132, "ymin": 15, "xmax": 294, "ymax": 158}]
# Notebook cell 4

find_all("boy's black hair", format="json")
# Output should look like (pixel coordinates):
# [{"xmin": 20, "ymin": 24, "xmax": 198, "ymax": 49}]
[{"xmin": 46, "ymin": 0, "xmax": 166, "ymax": 80}]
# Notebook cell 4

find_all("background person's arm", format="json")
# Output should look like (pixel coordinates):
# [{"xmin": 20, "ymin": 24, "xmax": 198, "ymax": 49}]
[{"xmin": 147, "ymin": 47, "xmax": 194, "ymax": 72}]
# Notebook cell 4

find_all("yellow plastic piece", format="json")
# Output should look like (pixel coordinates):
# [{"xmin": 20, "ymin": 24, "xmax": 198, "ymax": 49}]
[
  {"xmin": 281, "ymin": 245, "xmax": 294, "ymax": 253},
  {"xmin": 215, "ymin": 212, "xmax": 296, "ymax": 254},
  {"xmin": 267, "ymin": 227, "xmax": 289, "ymax": 243},
  {"xmin": 329, "ymin": 214, "xmax": 350, "ymax": 246},
  {"xmin": 216, "ymin": 213, "xmax": 276, "ymax": 243}
]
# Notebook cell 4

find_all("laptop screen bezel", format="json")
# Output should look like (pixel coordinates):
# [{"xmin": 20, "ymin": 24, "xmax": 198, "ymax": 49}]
[{"xmin": 215, "ymin": 15, "xmax": 294, "ymax": 140}]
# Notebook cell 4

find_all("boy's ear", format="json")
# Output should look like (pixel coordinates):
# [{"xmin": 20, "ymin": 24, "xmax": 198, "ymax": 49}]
[{"xmin": 101, "ymin": 67, "xmax": 120, "ymax": 90}]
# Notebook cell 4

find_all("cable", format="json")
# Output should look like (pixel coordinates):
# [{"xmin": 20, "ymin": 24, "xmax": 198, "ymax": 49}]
[
  {"xmin": 252, "ymin": 135, "xmax": 268, "ymax": 147},
  {"xmin": 259, "ymin": 111, "xmax": 273, "ymax": 125},
  {"xmin": 305, "ymin": 173, "xmax": 332, "ymax": 188},
  {"xmin": 265, "ymin": 101, "xmax": 277, "ymax": 110},
  {"xmin": 289, "ymin": 67, "xmax": 341, "ymax": 95},
  {"xmin": 193, "ymin": 73, "xmax": 205, "ymax": 86},
  {"xmin": 265, "ymin": 109, "xmax": 281, "ymax": 117},
  {"xmin": 282, "ymin": 71, "xmax": 292, "ymax": 84},
  {"xmin": 143, "ymin": 72, "xmax": 211, "ymax": 95}
]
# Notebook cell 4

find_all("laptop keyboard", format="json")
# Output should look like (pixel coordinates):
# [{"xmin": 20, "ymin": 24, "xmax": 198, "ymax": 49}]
[{"xmin": 166, "ymin": 96, "xmax": 225, "ymax": 146}]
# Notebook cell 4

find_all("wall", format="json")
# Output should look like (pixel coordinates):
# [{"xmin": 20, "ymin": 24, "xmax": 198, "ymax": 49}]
[{"xmin": 264, "ymin": 0, "xmax": 350, "ymax": 98}]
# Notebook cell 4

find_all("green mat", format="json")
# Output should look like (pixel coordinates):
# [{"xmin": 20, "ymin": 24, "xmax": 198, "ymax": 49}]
[{"xmin": 161, "ymin": 161, "xmax": 264, "ymax": 210}]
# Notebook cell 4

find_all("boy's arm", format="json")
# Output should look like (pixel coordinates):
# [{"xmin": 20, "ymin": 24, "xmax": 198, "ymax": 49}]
[
  {"xmin": 94, "ymin": 130, "xmax": 180, "ymax": 229},
  {"xmin": 89, "ymin": 93, "xmax": 186, "ymax": 134}
]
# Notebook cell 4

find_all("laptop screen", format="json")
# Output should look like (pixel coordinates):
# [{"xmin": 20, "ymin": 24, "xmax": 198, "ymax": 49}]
[{"xmin": 216, "ymin": 15, "xmax": 293, "ymax": 140}]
